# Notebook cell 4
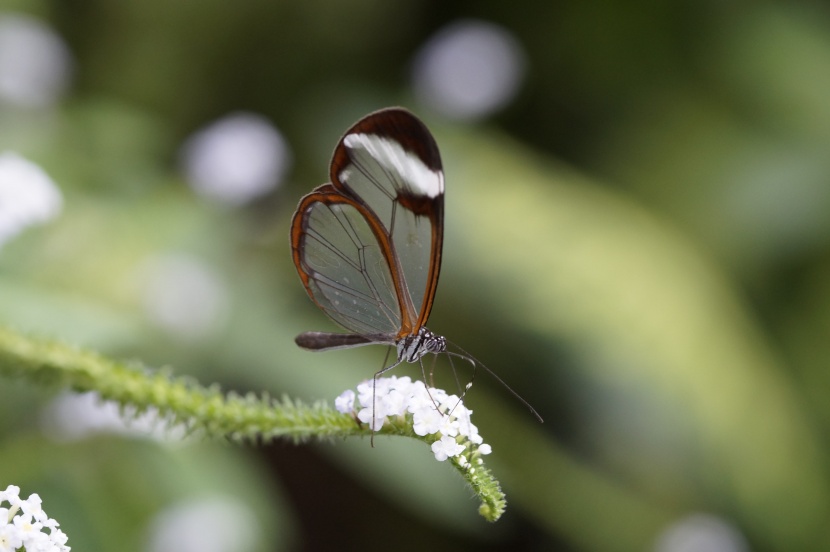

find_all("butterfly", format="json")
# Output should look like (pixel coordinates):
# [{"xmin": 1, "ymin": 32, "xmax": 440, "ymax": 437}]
[{"xmin": 290, "ymin": 107, "xmax": 541, "ymax": 427}]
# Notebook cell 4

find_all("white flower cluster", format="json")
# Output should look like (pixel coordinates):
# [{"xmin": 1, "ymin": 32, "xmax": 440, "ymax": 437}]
[
  {"xmin": 335, "ymin": 376, "xmax": 492, "ymax": 465},
  {"xmin": 0, "ymin": 485, "xmax": 69, "ymax": 552}
]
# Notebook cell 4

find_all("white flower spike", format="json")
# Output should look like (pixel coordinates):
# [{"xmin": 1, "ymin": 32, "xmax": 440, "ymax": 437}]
[
  {"xmin": 0, "ymin": 484, "xmax": 70, "ymax": 551},
  {"xmin": 335, "ymin": 376, "xmax": 492, "ymax": 464}
]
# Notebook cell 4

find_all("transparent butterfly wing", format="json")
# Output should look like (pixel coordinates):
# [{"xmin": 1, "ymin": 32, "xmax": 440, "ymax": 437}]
[
  {"xmin": 292, "ymin": 186, "xmax": 401, "ymax": 338},
  {"xmin": 292, "ymin": 108, "xmax": 444, "ymax": 340},
  {"xmin": 329, "ymin": 109, "xmax": 444, "ymax": 334}
]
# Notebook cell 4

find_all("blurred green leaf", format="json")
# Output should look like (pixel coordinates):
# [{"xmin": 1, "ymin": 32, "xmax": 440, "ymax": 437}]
[{"xmin": 434, "ymin": 122, "xmax": 830, "ymax": 550}]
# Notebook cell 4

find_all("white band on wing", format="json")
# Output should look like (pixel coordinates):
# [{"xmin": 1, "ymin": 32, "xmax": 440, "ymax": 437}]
[{"xmin": 343, "ymin": 133, "xmax": 444, "ymax": 198}]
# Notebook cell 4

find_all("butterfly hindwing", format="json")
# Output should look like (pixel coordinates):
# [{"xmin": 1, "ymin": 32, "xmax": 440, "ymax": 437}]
[{"xmin": 292, "ymin": 185, "xmax": 402, "ymax": 338}]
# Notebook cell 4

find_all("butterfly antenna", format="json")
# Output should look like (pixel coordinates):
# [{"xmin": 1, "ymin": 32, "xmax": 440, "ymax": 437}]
[
  {"xmin": 438, "ymin": 350, "xmax": 469, "ymax": 420},
  {"xmin": 418, "ymin": 355, "xmax": 443, "ymax": 412},
  {"xmin": 446, "ymin": 347, "xmax": 466, "ymax": 394},
  {"xmin": 444, "ymin": 341, "xmax": 544, "ymax": 423}
]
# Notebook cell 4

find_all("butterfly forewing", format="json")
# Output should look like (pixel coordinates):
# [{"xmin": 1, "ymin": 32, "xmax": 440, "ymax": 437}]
[{"xmin": 329, "ymin": 110, "xmax": 444, "ymax": 334}]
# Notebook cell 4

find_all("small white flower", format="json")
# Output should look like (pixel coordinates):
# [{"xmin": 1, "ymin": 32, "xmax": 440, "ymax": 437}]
[
  {"xmin": 436, "ymin": 414, "xmax": 459, "ymax": 438},
  {"xmin": 0, "ymin": 522, "xmax": 24, "ymax": 550},
  {"xmin": 431, "ymin": 435, "xmax": 465, "ymax": 461},
  {"xmin": 356, "ymin": 407, "xmax": 386, "ymax": 431},
  {"xmin": 355, "ymin": 380, "xmax": 378, "ymax": 408},
  {"xmin": 0, "ymin": 485, "xmax": 70, "ymax": 551},
  {"xmin": 466, "ymin": 428, "xmax": 483, "ymax": 444},
  {"xmin": 405, "ymin": 381, "xmax": 435, "ymax": 413},
  {"xmin": 411, "ymin": 405, "xmax": 444, "ymax": 436},
  {"xmin": 52, "ymin": 528, "xmax": 69, "ymax": 547},
  {"xmin": 428, "ymin": 387, "xmax": 450, "ymax": 407},
  {"xmin": 19, "ymin": 493, "xmax": 44, "ymax": 522},
  {"xmin": 477, "ymin": 443, "xmax": 492, "ymax": 455},
  {"xmin": 450, "ymin": 403, "xmax": 472, "ymax": 428},
  {"xmin": 0, "ymin": 152, "xmax": 62, "ymax": 249},
  {"xmin": 386, "ymin": 375, "xmax": 412, "ymax": 391},
  {"xmin": 334, "ymin": 390, "xmax": 355, "ymax": 413},
  {"xmin": 0, "ymin": 485, "xmax": 20, "ymax": 504},
  {"xmin": 381, "ymin": 388, "xmax": 409, "ymax": 417},
  {"xmin": 14, "ymin": 514, "xmax": 51, "ymax": 552}
]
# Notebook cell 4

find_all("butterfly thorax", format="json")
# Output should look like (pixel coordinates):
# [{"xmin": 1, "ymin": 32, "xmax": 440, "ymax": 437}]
[{"xmin": 397, "ymin": 327, "xmax": 446, "ymax": 363}]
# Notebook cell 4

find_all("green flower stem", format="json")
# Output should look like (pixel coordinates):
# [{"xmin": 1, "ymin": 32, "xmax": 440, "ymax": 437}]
[
  {"xmin": 371, "ymin": 414, "xmax": 506, "ymax": 520},
  {"xmin": 0, "ymin": 325, "xmax": 506, "ymax": 521}
]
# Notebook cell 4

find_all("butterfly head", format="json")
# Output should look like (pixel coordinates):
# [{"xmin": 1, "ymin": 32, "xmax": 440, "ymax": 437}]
[{"xmin": 397, "ymin": 327, "xmax": 447, "ymax": 363}]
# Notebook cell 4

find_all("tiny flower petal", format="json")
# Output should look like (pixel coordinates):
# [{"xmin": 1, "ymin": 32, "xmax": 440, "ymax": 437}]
[
  {"xmin": 437, "ymin": 415, "xmax": 459, "ymax": 438},
  {"xmin": 412, "ymin": 406, "xmax": 444, "ymax": 436},
  {"xmin": 334, "ymin": 390, "xmax": 355, "ymax": 413},
  {"xmin": 20, "ymin": 493, "xmax": 44, "ymax": 521},
  {"xmin": 356, "ymin": 407, "xmax": 386, "ymax": 431},
  {"xmin": 52, "ymin": 528, "xmax": 69, "ymax": 546},
  {"xmin": 0, "ymin": 485, "xmax": 21, "ymax": 504},
  {"xmin": 429, "ymin": 388, "xmax": 450, "ymax": 407},
  {"xmin": 406, "ymin": 383, "xmax": 435, "ymax": 413},
  {"xmin": 0, "ymin": 523, "xmax": 23, "ymax": 550},
  {"xmin": 381, "ymin": 389, "xmax": 409, "ymax": 417},
  {"xmin": 431, "ymin": 435, "xmax": 465, "ymax": 461}
]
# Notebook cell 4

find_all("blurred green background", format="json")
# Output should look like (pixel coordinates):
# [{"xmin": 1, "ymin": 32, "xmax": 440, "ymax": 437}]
[{"xmin": 2, "ymin": 1, "xmax": 830, "ymax": 551}]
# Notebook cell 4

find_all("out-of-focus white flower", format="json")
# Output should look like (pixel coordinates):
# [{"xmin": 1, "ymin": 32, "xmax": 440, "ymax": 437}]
[
  {"xmin": 180, "ymin": 112, "xmax": 291, "ymax": 205},
  {"xmin": 146, "ymin": 496, "xmax": 261, "ymax": 552},
  {"xmin": 139, "ymin": 254, "xmax": 229, "ymax": 342},
  {"xmin": 654, "ymin": 513, "xmax": 748, "ymax": 552},
  {"xmin": 0, "ymin": 484, "xmax": 70, "ymax": 552},
  {"xmin": 411, "ymin": 20, "xmax": 525, "ymax": 121},
  {"xmin": 0, "ymin": 13, "xmax": 72, "ymax": 109},
  {"xmin": 337, "ymin": 376, "xmax": 491, "ymax": 463},
  {"xmin": 0, "ymin": 151, "xmax": 62, "ymax": 248},
  {"xmin": 41, "ymin": 391, "xmax": 188, "ymax": 443},
  {"xmin": 334, "ymin": 389, "xmax": 356, "ymax": 414}
]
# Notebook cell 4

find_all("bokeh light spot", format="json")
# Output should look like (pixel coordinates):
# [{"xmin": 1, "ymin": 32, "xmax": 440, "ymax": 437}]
[
  {"xmin": 411, "ymin": 20, "xmax": 526, "ymax": 120},
  {"xmin": 180, "ymin": 112, "xmax": 291, "ymax": 205}
]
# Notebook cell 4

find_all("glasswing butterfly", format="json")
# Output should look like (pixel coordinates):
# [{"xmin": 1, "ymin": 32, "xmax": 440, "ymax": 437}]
[{"xmin": 290, "ymin": 107, "xmax": 541, "ymax": 428}]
